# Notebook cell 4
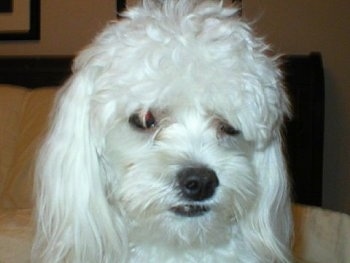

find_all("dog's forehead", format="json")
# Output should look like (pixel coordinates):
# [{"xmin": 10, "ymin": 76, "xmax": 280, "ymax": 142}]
[
  {"xmin": 90, "ymin": 2, "xmax": 277, "ymax": 121},
  {"xmin": 86, "ymin": 2, "xmax": 286, "ymax": 143},
  {"xmin": 124, "ymin": 76, "xmax": 242, "ymax": 123}
]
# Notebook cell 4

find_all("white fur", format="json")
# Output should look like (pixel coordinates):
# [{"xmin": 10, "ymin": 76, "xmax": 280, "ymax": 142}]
[{"xmin": 32, "ymin": 0, "xmax": 292, "ymax": 262}]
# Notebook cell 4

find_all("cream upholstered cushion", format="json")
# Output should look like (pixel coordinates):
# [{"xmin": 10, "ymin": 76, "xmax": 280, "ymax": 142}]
[
  {"xmin": 0, "ymin": 85, "xmax": 57, "ymax": 262},
  {"xmin": 0, "ymin": 85, "xmax": 57, "ymax": 209},
  {"xmin": 293, "ymin": 205, "xmax": 350, "ymax": 263},
  {"xmin": 0, "ymin": 209, "xmax": 32, "ymax": 263}
]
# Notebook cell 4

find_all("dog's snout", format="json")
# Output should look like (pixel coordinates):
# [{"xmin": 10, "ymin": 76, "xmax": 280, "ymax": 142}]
[{"xmin": 177, "ymin": 167, "xmax": 219, "ymax": 201}]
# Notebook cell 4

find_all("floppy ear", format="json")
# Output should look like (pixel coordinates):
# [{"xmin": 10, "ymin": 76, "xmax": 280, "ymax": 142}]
[
  {"xmin": 242, "ymin": 76, "xmax": 292, "ymax": 261},
  {"xmin": 237, "ymin": 57, "xmax": 292, "ymax": 261},
  {"xmin": 32, "ymin": 59, "xmax": 128, "ymax": 262},
  {"xmin": 247, "ymin": 133, "xmax": 292, "ymax": 262}
]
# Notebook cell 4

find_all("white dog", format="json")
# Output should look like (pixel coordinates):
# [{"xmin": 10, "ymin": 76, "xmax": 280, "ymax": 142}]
[{"xmin": 32, "ymin": 0, "xmax": 292, "ymax": 262}]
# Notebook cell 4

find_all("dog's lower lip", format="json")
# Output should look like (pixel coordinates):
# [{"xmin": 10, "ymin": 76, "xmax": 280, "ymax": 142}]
[{"xmin": 171, "ymin": 204, "xmax": 210, "ymax": 217}]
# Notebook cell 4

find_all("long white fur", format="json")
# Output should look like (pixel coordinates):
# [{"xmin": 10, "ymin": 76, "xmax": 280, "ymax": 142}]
[{"xmin": 32, "ymin": 0, "xmax": 292, "ymax": 262}]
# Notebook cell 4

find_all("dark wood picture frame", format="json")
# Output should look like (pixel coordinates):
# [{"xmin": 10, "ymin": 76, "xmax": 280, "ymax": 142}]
[
  {"xmin": 116, "ymin": 0, "xmax": 127, "ymax": 14},
  {"xmin": 0, "ymin": 0, "xmax": 40, "ymax": 41},
  {"xmin": 116, "ymin": 0, "xmax": 241, "ymax": 15}
]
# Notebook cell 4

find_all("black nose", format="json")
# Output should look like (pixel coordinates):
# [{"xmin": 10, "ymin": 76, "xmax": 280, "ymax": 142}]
[{"xmin": 177, "ymin": 167, "xmax": 219, "ymax": 201}]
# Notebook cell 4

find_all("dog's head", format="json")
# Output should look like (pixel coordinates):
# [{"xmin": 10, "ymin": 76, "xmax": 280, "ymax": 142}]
[{"xmin": 33, "ymin": 1, "xmax": 291, "ymax": 262}]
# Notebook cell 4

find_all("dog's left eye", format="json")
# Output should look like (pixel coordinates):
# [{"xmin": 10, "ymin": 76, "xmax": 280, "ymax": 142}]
[
  {"xmin": 129, "ymin": 111, "xmax": 156, "ymax": 130},
  {"xmin": 218, "ymin": 122, "xmax": 240, "ymax": 136}
]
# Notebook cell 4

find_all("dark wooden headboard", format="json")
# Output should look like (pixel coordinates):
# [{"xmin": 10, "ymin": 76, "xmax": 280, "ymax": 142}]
[
  {"xmin": 0, "ymin": 53, "xmax": 324, "ymax": 206},
  {"xmin": 283, "ymin": 53, "xmax": 324, "ymax": 206},
  {"xmin": 0, "ymin": 56, "xmax": 72, "ymax": 88}
]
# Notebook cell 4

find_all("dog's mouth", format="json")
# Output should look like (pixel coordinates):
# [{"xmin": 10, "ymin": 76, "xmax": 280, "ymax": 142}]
[{"xmin": 170, "ymin": 204, "xmax": 210, "ymax": 217}]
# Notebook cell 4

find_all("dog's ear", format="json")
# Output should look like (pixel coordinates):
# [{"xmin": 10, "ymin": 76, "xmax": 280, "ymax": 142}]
[
  {"xmin": 246, "ymin": 134, "xmax": 292, "ymax": 261},
  {"xmin": 235, "ymin": 56, "xmax": 292, "ymax": 261},
  {"xmin": 237, "ymin": 71, "xmax": 292, "ymax": 260},
  {"xmin": 32, "ymin": 57, "xmax": 127, "ymax": 262}
]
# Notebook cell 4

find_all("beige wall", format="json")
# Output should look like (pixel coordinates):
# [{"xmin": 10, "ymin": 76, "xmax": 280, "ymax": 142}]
[
  {"xmin": 0, "ymin": 0, "xmax": 116, "ymax": 55},
  {"xmin": 0, "ymin": 0, "xmax": 349, "ymax": 214},
  {"xmin": 244, "ymin": 0, "xmax": 350, "ymax": 214}
]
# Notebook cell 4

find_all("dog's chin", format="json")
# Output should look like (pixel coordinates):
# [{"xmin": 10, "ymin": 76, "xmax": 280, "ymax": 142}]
[
  {"xmin": 128, "ymin": 203, "xmax": 234, "ymax": 249},
  {"xmin": 170, "ymin": 204, "xmax": 210, "ymax": 217}
]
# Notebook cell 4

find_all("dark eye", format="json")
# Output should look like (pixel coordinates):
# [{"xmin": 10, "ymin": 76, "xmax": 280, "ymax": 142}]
[
  {"xmin": 129, "ymin": 110, "xmax": 156, "ymax": 130},
  {"xmin": 219, "ymin": 122, "xmax": 240, "ymax": 136}
]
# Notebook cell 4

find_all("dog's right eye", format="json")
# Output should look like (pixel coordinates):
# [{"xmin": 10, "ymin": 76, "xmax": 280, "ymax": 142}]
[{"xmin": 129, "ymin": 111, "xmax": 156, "ymax": 130}]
